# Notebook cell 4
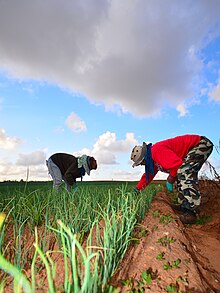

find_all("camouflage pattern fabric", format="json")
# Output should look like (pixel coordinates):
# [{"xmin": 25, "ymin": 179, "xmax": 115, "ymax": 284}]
[{"xmin": 176, "ymin": 136, "xmax": 213, "ymax": 209}]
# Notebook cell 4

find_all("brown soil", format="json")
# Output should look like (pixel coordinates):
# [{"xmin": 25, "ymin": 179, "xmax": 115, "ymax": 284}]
[
  {"xmin": 111, "ymin": 180, "xmax": 220, "ymax": 292},
  {"xmin": 2, "ymin": 181, "xmax": 220, "ymax": 293}
]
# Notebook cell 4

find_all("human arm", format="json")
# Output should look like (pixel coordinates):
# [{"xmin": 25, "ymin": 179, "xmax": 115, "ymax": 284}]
[
  {"xmin": 64, "ymin": 173, "xmax": 76, "ymax": 186},
  {"xmin": 64, "ymin": 162, "xmax": 78, "ymax": 186},
  {"xmin": 135, "ymin": 167, "xmax": 158, "ymax": 191}
]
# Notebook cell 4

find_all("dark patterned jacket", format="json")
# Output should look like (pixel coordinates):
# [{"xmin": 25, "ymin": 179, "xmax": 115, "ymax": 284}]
[{"xmin": 50, "ymin": 153, "xmax": 84, "ymax": 186}]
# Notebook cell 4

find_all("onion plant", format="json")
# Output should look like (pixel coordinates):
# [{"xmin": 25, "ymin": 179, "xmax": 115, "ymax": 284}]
[{"xmin": 0, "ymin": 182, "xmax": 161, "ymax": 292}]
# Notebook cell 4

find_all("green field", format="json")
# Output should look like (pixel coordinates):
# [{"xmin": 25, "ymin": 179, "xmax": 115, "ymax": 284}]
[{"xmin": 0, "ymin": 180, "xmax": 162, "ymax": 292}]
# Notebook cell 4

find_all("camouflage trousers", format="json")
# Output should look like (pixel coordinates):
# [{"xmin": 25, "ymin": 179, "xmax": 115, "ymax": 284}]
[{"xmin": 176, "ymin": 136, "xmax": 213, "ymax": 209}]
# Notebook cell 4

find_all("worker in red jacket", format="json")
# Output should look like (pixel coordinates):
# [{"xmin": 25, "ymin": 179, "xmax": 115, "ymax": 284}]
[{"xmin": 130, "ymin": 134, "xmax": 213, "ymax": 224}]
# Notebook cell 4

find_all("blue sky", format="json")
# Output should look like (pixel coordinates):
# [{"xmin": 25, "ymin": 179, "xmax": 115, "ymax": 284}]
[{"xmin": 0, "ymin": 0, "xmax": 220, "ymax": 182}]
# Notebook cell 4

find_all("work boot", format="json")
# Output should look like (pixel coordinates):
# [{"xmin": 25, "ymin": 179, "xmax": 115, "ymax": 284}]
[
  {"xmin": 170, "ymin": 203, "xmax": 182, "ymax": 212},
  {"xmin": 178, "ymin": 210, "xmax": 197, "ymax": 224},
  {"xmin": 171, "ymin": 200, "xmax": 197, "ymax": 224}
]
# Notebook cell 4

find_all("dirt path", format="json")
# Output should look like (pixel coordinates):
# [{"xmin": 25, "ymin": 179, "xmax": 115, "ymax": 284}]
[{"xmin": 111, "ymin": 181, "xmax": 220, "ymax": 292}]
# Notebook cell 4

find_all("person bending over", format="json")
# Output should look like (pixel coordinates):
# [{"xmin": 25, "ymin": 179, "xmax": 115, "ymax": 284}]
[
  {"xmin": 130, "ymin": 134, "xmax": 213, "ymax": 224},
  {"xmin": 46, "ymin": 153, "xmax": 97, "ymax": 192}
]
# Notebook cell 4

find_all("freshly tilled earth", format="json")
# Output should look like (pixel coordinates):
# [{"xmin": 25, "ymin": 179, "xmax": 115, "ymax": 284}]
[{"xmin": 111, "ymin": 181, "xmax": 220, "ymax": 293}]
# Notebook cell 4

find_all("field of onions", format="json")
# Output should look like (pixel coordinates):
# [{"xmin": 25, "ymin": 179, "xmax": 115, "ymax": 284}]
[{"xmin": 0, "ymin": 181, "xmax": 161, "ymax": 292}]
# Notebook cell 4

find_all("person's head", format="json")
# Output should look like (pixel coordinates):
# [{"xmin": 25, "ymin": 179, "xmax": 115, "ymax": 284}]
[
  {"xmin": 130, "ymin": 142, "xmax": 147, "ymax": 167},
  {"xmin": 89, "ymin": 157, "xmax": 97, "ymax": 170}
]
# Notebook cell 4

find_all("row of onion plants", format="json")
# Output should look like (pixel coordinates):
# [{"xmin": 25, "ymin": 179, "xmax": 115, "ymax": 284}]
[{"xmin": 0, "ymin": 182, "xmax": 161, "ymax": 292}]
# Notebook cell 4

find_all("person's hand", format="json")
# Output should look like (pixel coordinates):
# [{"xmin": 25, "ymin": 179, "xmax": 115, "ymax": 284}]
[
  {"xmin": 72, "ymin": 184, "xmax": 78, "ymax": 192},
  {"xmin": 166, "ymin": 181, "xmax": 173, "ymax": 192},
  {"xmin": 133, "ymin": 187, "xmax": 140, "ymax": 194},
  {"xmin": 166, "ymin": 174, "xmax": 176, "ymax": 192}
]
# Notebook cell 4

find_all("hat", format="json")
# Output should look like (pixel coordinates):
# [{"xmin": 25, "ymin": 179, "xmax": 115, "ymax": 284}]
[{"xmin": 130, "ymin": 142, "xmax": 147, "ymax": 167}]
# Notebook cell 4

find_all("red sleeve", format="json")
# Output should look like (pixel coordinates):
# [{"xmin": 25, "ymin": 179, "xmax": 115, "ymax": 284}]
[{"xmin": 136, "ymin": 169, "xmax": 158, "ymax": 190}]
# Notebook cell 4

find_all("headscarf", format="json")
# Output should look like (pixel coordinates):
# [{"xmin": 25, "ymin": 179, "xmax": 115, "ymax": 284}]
[
  {"xmin": 77, "ymin": 155, "xmax": 91, "ymax": 176},
  {"xmin": 144, "ymin": 143, "xmax": 155, "ymax": 183}
]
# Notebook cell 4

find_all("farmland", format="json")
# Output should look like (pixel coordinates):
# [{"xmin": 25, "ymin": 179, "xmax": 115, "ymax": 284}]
[
  {"xmin": 0, "ymin": 180, "xmax": 161, "ymax": 292},
  {"xmin": 0, "ymin": 180, "xmax": 220, "ymax": 292}
]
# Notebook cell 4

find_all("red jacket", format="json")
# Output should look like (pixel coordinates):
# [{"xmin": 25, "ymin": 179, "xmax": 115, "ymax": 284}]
[{"xmin": 136, "ymin": 134, "xmax": 201, "ymax": 190}]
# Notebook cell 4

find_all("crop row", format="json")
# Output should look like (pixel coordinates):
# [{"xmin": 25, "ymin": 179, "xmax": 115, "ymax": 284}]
[{"xmin": 0, "ymin": 182, "xmax": 161, "ymax": 292}]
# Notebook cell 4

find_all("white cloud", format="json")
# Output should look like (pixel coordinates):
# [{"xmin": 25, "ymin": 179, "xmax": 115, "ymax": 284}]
[
  {"xmin": 0, "ymin": 1, "xmax": 220, "ymax": 117},
  {"xmin": 74, "ymin": 131, "xmax": 137, "ymax": 165},
  {"xmin": 65, "ymin": 112, "xmax": 87, "ymax": 132},
  {"xmin": 209, "ymin": 79, "xmax": 220, "ymax": 101},
  {"xmin": 0, "ymin": 149, "xmax": 49, "ymax": 181},
  {"xmin": 0, "ymin": 128, "xmax": 23, "ymax": 149},
  {"xmin": 16, "ymin": 150, "xmax": 46, "ymax": 166},
  {"xmin": 0, "ymin": 162, "xmax": 26, "ymax": 180},
  {"xmin": 93, "ymin": 131, "xmax": 137, "ymax": 152},
  {"xmin": 176, "ymin": 104, "xmax": 188, "ymax": 117},
  {"xmin": 92, "ymin": 131, "xmax": 137, "ymax": 165},
  {"xmin": 0, "ymin": 161, "xmax": 48, "ymax": 181}
]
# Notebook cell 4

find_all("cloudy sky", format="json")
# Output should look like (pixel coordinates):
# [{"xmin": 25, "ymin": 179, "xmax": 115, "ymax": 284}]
[{"xmin": 0, "ymin": 0, "xmax": 220, "ymax": 182}]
